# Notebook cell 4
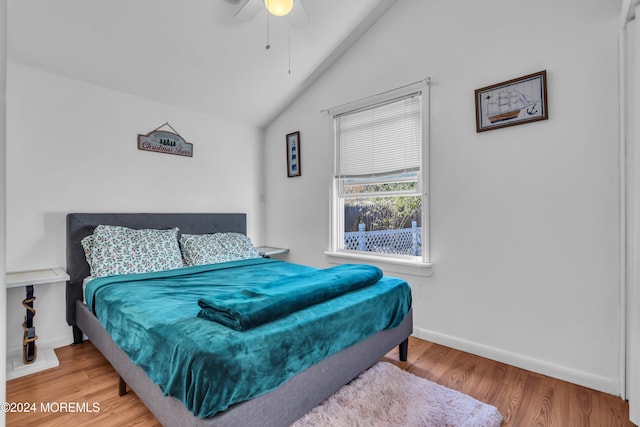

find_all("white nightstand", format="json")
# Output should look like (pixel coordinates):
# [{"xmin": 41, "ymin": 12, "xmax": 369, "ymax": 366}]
[
  {"xmin": 256, "ymin": 246, "xmax": 290, "ymax": 257},
  {"xmin": 5, "ymin": 267, "xmax": 70, "ymax": 379}
]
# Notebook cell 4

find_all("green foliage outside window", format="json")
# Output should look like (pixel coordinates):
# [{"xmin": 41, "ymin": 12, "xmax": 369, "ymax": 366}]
[{"xmin": 344, "ymin": 182, "xmax": 421, "ymax": 232}]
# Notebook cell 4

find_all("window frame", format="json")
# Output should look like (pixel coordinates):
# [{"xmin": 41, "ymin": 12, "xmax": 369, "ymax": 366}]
[{"xmin": 328, "ymin": 80, "xmax": 430, "ymax": 266}]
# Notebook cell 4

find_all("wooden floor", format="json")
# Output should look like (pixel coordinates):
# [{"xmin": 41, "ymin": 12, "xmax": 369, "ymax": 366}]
[{"xmin": 6, "ymin": 337, "xmax": 634, "ymax": 426}]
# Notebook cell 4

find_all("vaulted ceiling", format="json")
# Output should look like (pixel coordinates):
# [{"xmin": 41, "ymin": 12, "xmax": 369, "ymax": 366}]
[{"xmin": 7, "ymin": 0, "xmax": 397, "ymax": 128}]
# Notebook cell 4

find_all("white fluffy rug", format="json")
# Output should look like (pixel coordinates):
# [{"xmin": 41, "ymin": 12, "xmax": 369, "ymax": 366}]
[{"xmin": 291, "ymin": 362, "xmax": 503, "ymax": 427}]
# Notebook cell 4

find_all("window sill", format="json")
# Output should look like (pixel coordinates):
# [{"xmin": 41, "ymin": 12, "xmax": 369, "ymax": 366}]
[{"xmin": 324, "ymin": 251, "xmax": 433, "ymax": 277}]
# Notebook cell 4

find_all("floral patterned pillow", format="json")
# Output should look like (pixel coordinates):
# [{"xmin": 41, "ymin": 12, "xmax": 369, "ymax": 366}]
[
  {"xmin": 180, "ymin": 233, "xmax": 261, "ymax": 266},
  {"xmin": 82, "ymin": 225, "xmax": 183, "ymax": 278},
  {"xmin": 81, "ymin": 234, "xmax": 95, "ymax": 269}
]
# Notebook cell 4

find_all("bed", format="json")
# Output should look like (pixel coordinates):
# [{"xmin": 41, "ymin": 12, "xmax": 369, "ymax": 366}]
[{"xmin": 65, "ymin": 213, "xmax": 413, "ymax": 427}]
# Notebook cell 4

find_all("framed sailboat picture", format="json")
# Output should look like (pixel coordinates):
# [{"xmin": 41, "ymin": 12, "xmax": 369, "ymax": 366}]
[{"xmin": 475, "ymin": 70, "xmax": 548, "ymax": 132}]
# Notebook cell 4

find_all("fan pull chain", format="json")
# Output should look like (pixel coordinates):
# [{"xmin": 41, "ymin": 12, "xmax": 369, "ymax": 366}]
[
  {"xmin": 265, "ymin": 12, "xmax": 271, "ymax": 50},
  {"xmin": 263, "ymin": 7, "xmax": 293, "ymax": 75},
  {"xmin": 288, "ymin": 16, "xmax": 291, "ymax": 74}
]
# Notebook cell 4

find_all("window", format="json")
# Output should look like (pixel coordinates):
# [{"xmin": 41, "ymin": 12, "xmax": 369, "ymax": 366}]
[{"xmin": 330, "ymin": 80, "xmax": 429, "ymax": 264}]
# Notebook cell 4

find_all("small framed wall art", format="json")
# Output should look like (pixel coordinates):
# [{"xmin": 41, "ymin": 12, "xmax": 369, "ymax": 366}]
[
  {"xmin": 286, "ymin": 131, "xmax": 301, "ymax": 177},
  {"xmin": 475, "ymin": 70, "xmax": 548, "ymax": 132}
]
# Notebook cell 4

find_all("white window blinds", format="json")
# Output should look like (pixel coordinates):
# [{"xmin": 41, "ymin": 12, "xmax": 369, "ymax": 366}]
[{"xmin": 335, "ymin": 92, "xmax": 422, "ymax": 178}]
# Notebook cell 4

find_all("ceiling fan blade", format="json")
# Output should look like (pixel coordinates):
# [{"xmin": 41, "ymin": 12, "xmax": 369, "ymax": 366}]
[
  {"xmin": 234, "ymin": 0, "xmax": 262, "ymax": 21},
  {"xmin": 290, "ymin": 0, "xmax": 310, "ymax": 29}
]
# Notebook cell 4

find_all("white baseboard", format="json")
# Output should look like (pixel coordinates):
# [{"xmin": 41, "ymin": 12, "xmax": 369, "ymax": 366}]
[
  {"xmin": 6, "ymin": 328, "xmax": 620, "ymax": 396},
  {"xmin": 412, "ymin": 326, "xmax": 621, "ymax": 396}
]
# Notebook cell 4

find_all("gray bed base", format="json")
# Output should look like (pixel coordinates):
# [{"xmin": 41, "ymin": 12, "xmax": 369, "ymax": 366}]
[
  {"xmin": 66, "ymin": 213, "xmax": 413, "ymax": 427},
  {"xmin": 77, "ymin": 301, "xmax": 412, "ymax": 426}
]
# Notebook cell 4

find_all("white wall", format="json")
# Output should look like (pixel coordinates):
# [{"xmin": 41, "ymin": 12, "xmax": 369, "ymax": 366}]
[
  {"xmin": 264, "ymin": 0, "xmax": 623, "ymax": 394},
  {"xmin": 5, "ymin": 63, "xmax": 265, "ymax": 354},
  {"xmin": 1, "ymin": 0, "xmax": 7, "ymax": 424},
  {"xmin": 623, "ymin": 2, "xmax": 640, "ymax": 422}
]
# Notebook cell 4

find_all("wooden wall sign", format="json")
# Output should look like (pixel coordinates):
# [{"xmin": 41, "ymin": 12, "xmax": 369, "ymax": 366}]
[{"xmin": 138, "ymin": 123, "xmax": 193, "ymax": 157}]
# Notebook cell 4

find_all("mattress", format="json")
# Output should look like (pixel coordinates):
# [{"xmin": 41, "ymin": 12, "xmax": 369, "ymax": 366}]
[{"xmin": 84, "ymin": 258, "xmax": 412, "ymax": 418}]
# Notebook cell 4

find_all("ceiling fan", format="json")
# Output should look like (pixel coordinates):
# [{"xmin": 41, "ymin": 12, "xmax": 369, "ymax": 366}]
[{"xmin": 233, "ymin": 0, "xmax": 310, "ymax": 29}]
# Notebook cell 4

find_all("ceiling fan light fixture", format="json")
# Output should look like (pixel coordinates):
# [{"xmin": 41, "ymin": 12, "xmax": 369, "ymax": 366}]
[{"xmin": 264, "ymin": 0, "xmax": 294, "ymax": 17}]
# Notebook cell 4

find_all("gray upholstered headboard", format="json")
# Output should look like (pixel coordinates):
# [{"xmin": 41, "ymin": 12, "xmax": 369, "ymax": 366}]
[{"xmin": 65, "ymin": 213, "xmax": 247, "ymax": 337}]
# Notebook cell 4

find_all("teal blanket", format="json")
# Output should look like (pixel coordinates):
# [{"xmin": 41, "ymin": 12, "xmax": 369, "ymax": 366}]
[
  {"xmin": 197, "ymin": 264, "xmax": 382, "ymax": 330},
  {"xmin": 85, "ymin": 258, "xmax": 411, "ymax": 419}
]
